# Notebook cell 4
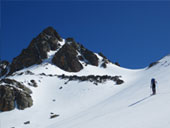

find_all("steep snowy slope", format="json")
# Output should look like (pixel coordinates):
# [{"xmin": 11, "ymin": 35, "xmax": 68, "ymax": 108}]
[
  {"xmin": 0, "ymin": 27, "xmax": 170, "ymax": 128},
  {"xmin": 47, "ymin": 55, "xmax": 170, "ymax": 128},
  {"xmin": 1, "ymin": 55, "xmax": 170, "ymax": 128},
  {"xmin": 0, "ymin": 48, "xmax": 131, "ymax": 127}
]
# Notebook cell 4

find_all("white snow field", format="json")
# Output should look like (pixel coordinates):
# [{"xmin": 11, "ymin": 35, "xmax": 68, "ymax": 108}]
[{"xmin": 1, "ymin": 52, "xmax": 170, "ymax": 128}]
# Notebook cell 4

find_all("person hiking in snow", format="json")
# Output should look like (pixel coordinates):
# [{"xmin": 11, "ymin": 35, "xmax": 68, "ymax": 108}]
[{"xmin": 151, "ymin": 78, "xmax": 157, "ymax": 95}]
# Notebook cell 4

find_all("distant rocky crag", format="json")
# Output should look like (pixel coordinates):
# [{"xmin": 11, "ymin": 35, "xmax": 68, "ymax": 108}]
[{"xmin": 0, "ymin": 27, "xmax": 117, "ymax": 78}]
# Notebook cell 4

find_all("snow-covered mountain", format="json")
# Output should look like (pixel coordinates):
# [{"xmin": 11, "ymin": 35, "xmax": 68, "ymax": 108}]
[{"xmin": 0, "ymin": 27, "xmax": 170, "ymax": 128}]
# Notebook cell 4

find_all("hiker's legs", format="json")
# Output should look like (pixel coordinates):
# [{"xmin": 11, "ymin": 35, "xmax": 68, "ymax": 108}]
[{"xmin": 152, "ymin": 88, "xmax": 156, "ymax": 95}]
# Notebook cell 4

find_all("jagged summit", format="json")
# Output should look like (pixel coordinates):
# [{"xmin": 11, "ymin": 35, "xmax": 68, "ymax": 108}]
[
  {"xmin": 0, "ymin": 27, "xmax": 168, "ymax": 78},
  {"xmin": 8, "ymin": 27, "xmax": 63, "ymax": 75},
  {"xmin": 41, "ymin": 26, "xmax": 62, "ymax": 42},
  {"xmin": 1, "ymin": 27, "xmax": 112, "ymax": 77}
]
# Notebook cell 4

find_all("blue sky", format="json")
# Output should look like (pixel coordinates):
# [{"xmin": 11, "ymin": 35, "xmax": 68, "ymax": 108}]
[{"xmin": 1, "ymin": 1, "xmax": 170, "ymax": 69}]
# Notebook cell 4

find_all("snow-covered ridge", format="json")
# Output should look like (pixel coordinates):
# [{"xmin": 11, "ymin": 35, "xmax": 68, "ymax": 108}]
[
  {"xmin": 1, "ymin": 54, "xmax": 170, "ymax": 128},
  {"xmin": 0, "ymin": 27, "xmax": 123, "ymax": 78},
  {"xmin": 1, "ymin": 27, "xmax": 170, "ymax": 128}
]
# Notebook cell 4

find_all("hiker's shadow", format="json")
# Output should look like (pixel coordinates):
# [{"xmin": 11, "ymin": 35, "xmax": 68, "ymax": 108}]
[{"xmin": 128, "ymin": 95, "xmax": 151, "ymax": 107}]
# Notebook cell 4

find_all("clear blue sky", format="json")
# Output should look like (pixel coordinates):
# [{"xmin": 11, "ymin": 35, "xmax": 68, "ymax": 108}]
[{"xmin": 1, "ymin": 1, "xmax": 170, "ymax": 69}]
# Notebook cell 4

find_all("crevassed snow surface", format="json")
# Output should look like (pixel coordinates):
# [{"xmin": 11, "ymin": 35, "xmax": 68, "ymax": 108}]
[{"xmin": 1, "ymin": 54, "xmax": 170, "ymax": 128}]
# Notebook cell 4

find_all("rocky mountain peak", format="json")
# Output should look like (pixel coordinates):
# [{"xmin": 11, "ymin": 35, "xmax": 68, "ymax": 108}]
[
  {"xmin": 8, "ymin": 27, "xmax": 63, "ymax": 75},
  {"xmin": 37, "ymin": 26, "xmax": 62, "ymax": 42},
  {"xmin": 3, "ymin": 27, "xmax": 115, "ymax": 75}
]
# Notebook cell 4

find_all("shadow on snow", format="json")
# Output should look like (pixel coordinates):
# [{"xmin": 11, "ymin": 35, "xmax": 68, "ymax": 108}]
[{"xmin": 128, "ymin": 95, "xmax": 152, "ymax": 107}]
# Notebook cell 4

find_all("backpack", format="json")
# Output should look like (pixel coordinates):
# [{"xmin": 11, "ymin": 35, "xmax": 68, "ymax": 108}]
[{"xmin": 151, "ymin": 78, "xmax": 155, "ymax": 85}]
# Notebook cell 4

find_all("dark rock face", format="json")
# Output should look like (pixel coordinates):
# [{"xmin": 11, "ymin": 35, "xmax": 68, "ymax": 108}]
[
  {"xmin": 43, "ymin": 26, "xmax": 62, "ymax": 42},
  {"xmin": 52, "ymin": 37, "xmax": 100, "ymax": 72},
  {"xmin": 0, "ymin": 85, "xmax": 15, "ymax": 111},
  {"xmin": 9, "ymin": 27, "xmax": 62, "ymax": 75},
  {"xmin": 29, "ymin": 80, "xmax": 38, "ymax": 87},
  {"xmin": 0, "ymin": 60, "xmax": 10, "ymax": 77},
  {"xmin": 1, "ymin": 79, "xmax": 32, "ymax": 94},
  {"xmin": 148, "ymin": 61, "xmax": 159, "ymax": 68},
  {"xmin": 101, "ymin": 62, "xmax": 107, "ymax": 68},
  {"xmin": 115, "ymin": 62, "xmax": 120, "ymax": 66},
  {"xmin": 9, "ymin": 47, "xmax": 42, "ymax": 75},
  {"xmin": 16, "ymin": 91, "xmax": 33, "ymax": 110},
  {"xmin": 50, "ymin": 114, "xmax": 59, "ymax": 119},
  {"xmin": 98, "ymin": 52, "xmax": 107, "ymax": 59},
  {"xmin": 0, "ymin": 79, "xmax": 33, "ymax": 111},
  {"xmin": 52, "ymin": 42, "xmax": 83, "ymax": 72},
  {"xmin": 101, "ymin": 57, "xmax": 110, "ymax": 68},
  {"xmin": 80, "ymin": 45, "xmax": 99, "ymax": 66},
  {"xmin": 116, "ymin": 79, "xmax": 124, "ymax": 85},
  {"xmin": 24, "ymin": 121, "xmax": 30, "ymax": 125}
]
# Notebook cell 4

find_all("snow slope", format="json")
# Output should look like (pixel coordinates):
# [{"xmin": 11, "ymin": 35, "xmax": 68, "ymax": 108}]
[{"xmin": 1, "ymin": 54, "xmax": 170, "ymax": 128}]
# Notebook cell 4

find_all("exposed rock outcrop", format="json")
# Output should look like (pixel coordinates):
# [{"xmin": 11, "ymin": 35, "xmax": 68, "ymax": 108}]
[
  {"xmin": 9, "ymin": 27, "xmax": 62, "ymax": 75},
  {"xmin": 0, "ymin": 85, "xmax": 15, "ymax": 111},
  {"xmin": 101, "ymin": 62, "xmax": 107, "ymax": 68},
  {"xmin": 5, "ymin": 27, "xmax": 118, "ymax": 75},
  {"xmin": 1, "ymin": 79, "xmax": 32, "ymax": 94},
  {"xmin": 58, "ymin": 74, "xmax": 124, "ymax": 85},
  {"xmin": 98, "ymin": 53, "xmax": 110, "ymax": 68},
  {"xmin": 52, "ymin": 40, "xmax": 83, "ymax": 72},
  {"xmin": 52, "ymin": 37, "xmax": 101, "ymax": 72},
  {"xmin": 16, "ymin": 91, "xmax": 33, "ymax": 110},
  {"xmin": 80, "ymin": 44, "xmax": 99, "ymax": 66},
  {"xmin": 98, "ymin": 52, "xmax": 107, "ymax": 59},
  {"xmin": 0, "ymin": 79, "xmax": 33, "ymax": 111},
  {"xmin": 115, "ymin": 62, "xmax": 120, "ymax": 66},
  {"xmin": 6, "ymin": 27, "xmax": 102, "ymax": 74},
  {"xmin": 148, "ymin": 61, "xmax": 159, "ymax": 68},
  {"xmin": 28, "ymin": 80, "xmax": 38, "ymax": 87},
  {"xmin": 0, "ymin": 60, "xmax": 10, "ymax": 77}
]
